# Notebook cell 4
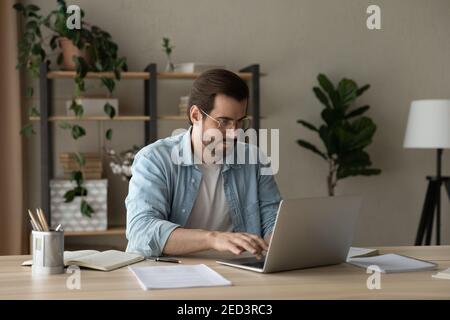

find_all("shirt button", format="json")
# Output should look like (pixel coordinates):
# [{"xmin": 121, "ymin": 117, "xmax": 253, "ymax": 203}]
[
  {"xmin": 182, "ymin": 208, "xmax": 186, "ymax": 213},
  {"xmin": 191, "ymin": 178, "xmax": 195, "ymax": 183}
]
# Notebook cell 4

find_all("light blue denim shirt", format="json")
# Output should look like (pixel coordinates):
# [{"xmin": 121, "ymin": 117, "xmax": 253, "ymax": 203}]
[{"xmin": 125, "ymin": 127, "xmax": 282, "ymax": 257}]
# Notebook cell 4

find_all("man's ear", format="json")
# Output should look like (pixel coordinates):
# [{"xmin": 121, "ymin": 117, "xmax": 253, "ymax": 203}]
[{"xmin": 190, "ymin": 105, "xmax": 202, "ymax": 124}]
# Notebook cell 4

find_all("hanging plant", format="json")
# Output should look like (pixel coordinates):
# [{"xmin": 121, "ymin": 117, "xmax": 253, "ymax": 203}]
[{"xmin": 14, "ymin": 0, "xmax": 127, "ymax": 217}]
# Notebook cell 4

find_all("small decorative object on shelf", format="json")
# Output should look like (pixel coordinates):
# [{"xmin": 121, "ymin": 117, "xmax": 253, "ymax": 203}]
[
  {"xmin": 178, "ymin": 95, "xmax": 189, "ymax": 117},
  {"xmin": 66, "ymin": 97, "xmax": 119, "ymax": 117},
  {"xmin": 105, "ymin": 145, "xmax": 142, "ymax": 181},
  {"xmin": 50, "ymin": 179, "xmax": 108, "ymax": 231},
  {"xmin": 59, "ymin": 153, "xmax": 102, "ymax": 179},
  {"xmin": 162, "ymin": 37, "xmax": 175, "ymax": 72},
  {"xmin": 173, "ymin": 62, "xmax": 225, "ymax": 73}
]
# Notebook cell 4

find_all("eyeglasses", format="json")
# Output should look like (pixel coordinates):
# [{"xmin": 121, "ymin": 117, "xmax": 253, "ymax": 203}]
[{"xmin": 199, "ymin": 108, "xmax": 252, "ymax": 131}]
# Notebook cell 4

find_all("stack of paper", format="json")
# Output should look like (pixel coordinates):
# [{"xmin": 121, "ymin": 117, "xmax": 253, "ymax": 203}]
[{"xmin": 129, "ymin": 264, "xmax": 232, "ymax": 290}]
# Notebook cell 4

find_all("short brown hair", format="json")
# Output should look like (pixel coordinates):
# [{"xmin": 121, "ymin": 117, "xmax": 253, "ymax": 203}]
[{"xmin": 187, "ymin": 69, "xmax": 249, "ymax": 124}]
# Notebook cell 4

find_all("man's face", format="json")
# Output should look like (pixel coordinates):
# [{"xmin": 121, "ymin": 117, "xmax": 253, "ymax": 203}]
[{"xmin": 193, "ymin": 94, "xmax": 247, "ymax": 161}]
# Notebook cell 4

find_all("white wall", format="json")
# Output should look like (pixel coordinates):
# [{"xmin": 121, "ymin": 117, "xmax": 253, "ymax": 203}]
[{"xmin": 23, "ymin": 0, "xmax": 450, "ymax": 247}]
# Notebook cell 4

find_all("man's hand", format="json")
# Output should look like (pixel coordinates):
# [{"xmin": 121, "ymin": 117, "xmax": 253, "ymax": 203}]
[{"xmin": 207, "ymin": 231, "xmax": 268, "ymax": 259}]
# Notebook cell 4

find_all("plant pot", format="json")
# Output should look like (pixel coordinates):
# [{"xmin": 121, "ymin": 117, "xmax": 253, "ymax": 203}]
[{"xmin": 58, "ymin": 37, "xmax": 91, "ymax": 70}]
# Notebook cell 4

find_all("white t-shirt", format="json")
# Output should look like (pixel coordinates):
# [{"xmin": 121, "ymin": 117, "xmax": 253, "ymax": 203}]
[{"xmin": 184, "ymin": 164, "xmax": 234, "ymax": 232}]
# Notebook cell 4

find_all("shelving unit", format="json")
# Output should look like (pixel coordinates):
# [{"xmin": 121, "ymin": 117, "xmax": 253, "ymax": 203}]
[{"xmin": 35, "ymin": 62, "xmax": 263, "ymax": 236}]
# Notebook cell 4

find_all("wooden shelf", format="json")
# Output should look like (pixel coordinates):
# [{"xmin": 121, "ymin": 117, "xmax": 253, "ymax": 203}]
[
  {"xmin": 64, "ymin": 226, "xmax": 126, "ymax": 237},
  {"xmin": 46, "ymin": 71, "xmax": 261, "ymax": 80},
  {"xmin": 30, "ymin": 115, "xmax": 260, "ymax": 122},
  {"xmin": 47, "ymin": 71, "xmax": 150, "ymax": 80},
  {"xmin": 30, "ymin": 115, "xmax": 150, "ymax": 121}
]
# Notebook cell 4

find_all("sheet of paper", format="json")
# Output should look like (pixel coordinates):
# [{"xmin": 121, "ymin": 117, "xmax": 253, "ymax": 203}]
[
  {"xmin": 129, "ymin": 264, "xmax": 232, "ymax": 290},
  {"xmin": 347, "ymin": 253, "xmax": 437, "ymax": 273},
  {"xmin": 432, "ymin": 267, "xmax": 450, "ymax": 280}
]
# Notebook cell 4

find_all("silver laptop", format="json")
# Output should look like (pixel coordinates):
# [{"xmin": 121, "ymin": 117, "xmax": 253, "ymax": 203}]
[{"xmin": 216, "ymin": 196, "xmax": 362, "ymax": 273}]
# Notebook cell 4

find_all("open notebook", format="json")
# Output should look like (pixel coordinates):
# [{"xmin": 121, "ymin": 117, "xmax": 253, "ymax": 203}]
[{"xmin": 22, "ymin": 250, "xmax": 145, "ymax": 271}]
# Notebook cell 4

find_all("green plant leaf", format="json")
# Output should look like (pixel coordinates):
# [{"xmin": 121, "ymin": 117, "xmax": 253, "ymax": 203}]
[
  {"xmin": 49, "ymin": 35, "xmax": 58, "ymax": 50},
  {"xmin": 74, "ymin": 186, "xmax": 87, "ymax": 196},
  {"xmin": 105, "ymin": 128, "xmax": 113, "ymax": 140},
  {"xmin": 20, "ymin": 123, "xmax": 35, "ymax": 138},
  {"xmin": 345, "ymin": 105, "xmax": 370, "ymax": 119},
  {"xmin": 337, "ymin": 78, "xmax": 358, "ymax": 108},
  {"xmin": 25, "ymin": 87, "xmax": 34, "ymax": 98},
  {"xmin": 101, "ymin": 78, "xmax": 115, "ymax": 94},
  {"xmin": 313, "ymin": 87, "xmax": 330, "ymax": 108},
  {"xmin": 356, "ymin": 84, "xmax": 370, "ymax": 97},
  {"xmin": 28, "ymin": 106, "xmax": 40, "ymax": 117},
  {"xmin": 71, "ymin": 125, "xmax": 86, "ymax": 139},
  {"xmin": 73, "ymin": 152, "xmax": 85, "ymax": 167},
  {"xmin": 26, "ymin": 21, "xmax": 38, "ymax": 31},
  {"xmin": 70, "ymin": 99, "xmax": 84, "ymax": 117},
  {"xmin": 297, "ymin": 139, "xmax": 327, "ymax": 160},
  {"xmin": 59, "ymin": 122, "xmax": 72, "ymax": 130},
  {"xmin": 70, "ymin": 170, "xmax": 82, "ymax": 182},
  {"xmin": 104, "ymin": 102, "xmax": 116, "ymax": 119},
  {"xmin": 297, "ymin": 119, "xmax": 318, "ymax": 132},
  {"xmin": 63, "ymin": 189, "xmax": 76, "ymax": 203},
  {"xmin": 80, "ymin": 199, "xmax": 94, "ymax": 218},
  {"xmin": 317, "ymin": 74, "xmax": 335, "ymax": 96},
  {"xmin": 13, "ymin": 3, "xmax": 25, "ymax": 12},
  {"xmin": 337, "ymin": 150, "xmax": 371, "ymax": 167},
  {"xmin": 26, "ymin": 4, "xmax": 40, "ymax": 11}
]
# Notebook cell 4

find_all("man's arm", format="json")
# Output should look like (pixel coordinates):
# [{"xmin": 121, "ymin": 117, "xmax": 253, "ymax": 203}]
[
  {"xmin": 258, "ymin": 156, "xmax": 282, "ymax": 239},
  {"xmin": 163, "ymin": 228, "xmax": 269, "ymax": 258},
  {"xmin": 125, "ymin": 151, "xmax": 180, "ymax": 257}
]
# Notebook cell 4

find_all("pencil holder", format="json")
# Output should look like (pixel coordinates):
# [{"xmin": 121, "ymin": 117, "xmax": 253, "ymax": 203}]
[{"xmin": 32, "ymin": 230, "xmax": 64, "ymax": 275}]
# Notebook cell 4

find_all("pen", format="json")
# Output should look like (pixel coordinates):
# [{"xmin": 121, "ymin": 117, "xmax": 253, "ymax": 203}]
[{"xmin": 149, "ymin": 257, "xmax": 181, "ymax": 264}]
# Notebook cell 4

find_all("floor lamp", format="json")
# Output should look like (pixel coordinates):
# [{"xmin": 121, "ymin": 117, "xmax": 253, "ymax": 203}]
[{"xmin": 404, "ymin": 100, "xmax": 450, "ymax": 246}]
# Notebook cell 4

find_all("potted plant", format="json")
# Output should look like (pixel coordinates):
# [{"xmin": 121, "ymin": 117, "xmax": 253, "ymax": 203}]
[
  {"xmin": 14, "ymin": 0, "xmax": 127, "ymax": 217},
  {"xmin": 162, "ymin": 37, "xmax": 174, "ymax": 72},
  {"xmin": 297, "ymin": 74, "xmax": 381, "ymax": 196}
]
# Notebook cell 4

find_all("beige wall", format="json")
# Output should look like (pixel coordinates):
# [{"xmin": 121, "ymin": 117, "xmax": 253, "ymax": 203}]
[{"xmin": 23, "ymin": 0, "xmax": 450, "ymax": 247}]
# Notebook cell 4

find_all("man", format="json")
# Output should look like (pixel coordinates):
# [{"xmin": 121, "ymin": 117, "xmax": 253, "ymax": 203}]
[{"xmin": 125, "ymin": 69, "xmax": 281, "ymax": 258}]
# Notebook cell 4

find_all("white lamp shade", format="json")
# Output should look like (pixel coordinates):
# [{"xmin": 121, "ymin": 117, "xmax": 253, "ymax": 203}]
[{"xmin": 403, "ymin": 99, "xmax": 450, "ymax": 149}]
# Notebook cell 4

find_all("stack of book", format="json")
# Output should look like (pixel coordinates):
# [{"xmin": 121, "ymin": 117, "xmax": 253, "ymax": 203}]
[
  {"xmin": 179, "ymin": 95, "xmax": 189, "ymax": 117},
  {"xmin": 59, "ymin": 153, "xmax": 103, "ymax": 179}
]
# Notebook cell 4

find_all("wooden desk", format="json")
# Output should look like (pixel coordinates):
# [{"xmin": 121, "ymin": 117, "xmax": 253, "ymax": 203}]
[{"xmin": 0, "ymin": 246, "xmax": 449, "ymax": 299}]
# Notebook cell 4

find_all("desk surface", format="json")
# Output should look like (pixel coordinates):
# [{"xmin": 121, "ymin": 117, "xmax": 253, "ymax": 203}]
[{"xmin": 1, "ymin": 246, "xmax": 450, "ymax": 299}]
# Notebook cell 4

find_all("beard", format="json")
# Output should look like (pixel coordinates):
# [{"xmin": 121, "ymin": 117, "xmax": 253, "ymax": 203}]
[{"xmin": 202, "ymin": 135, "xmax": 237, "ymax": 162}]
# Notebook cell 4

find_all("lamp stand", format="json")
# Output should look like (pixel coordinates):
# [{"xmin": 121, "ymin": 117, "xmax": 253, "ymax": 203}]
[{"xmin": 415, "ymin": 149, "xmax": 450, "ymax": 245}]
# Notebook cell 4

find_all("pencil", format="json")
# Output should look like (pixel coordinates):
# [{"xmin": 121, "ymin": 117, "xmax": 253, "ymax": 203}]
[
  {"xmin": 37, "ymin": 208, "xmax": 49, "ymax": 231},
  {"xmin": 28, "ymin": 209, "xmax": 42, "ymax": 231}
]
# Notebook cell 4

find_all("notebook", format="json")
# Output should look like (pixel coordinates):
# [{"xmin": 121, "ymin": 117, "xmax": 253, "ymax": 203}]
[
  {"xmin": 432, "ymin": 267, "xmax": 450, "ymax": 280},
  {"xmin": 347, "ymin": 253, "xmax": 437, "ymax": 273},
  {"xmin": 129, "ymin": 264, "xmax": 232, "ymax": 290},
  {"xmin": 346, "ymin": 247, "xmax": 379, "ymax": 261},
  {"xmin": 22, "ymin": 250, "xmax": 145, "ymax": 271}
]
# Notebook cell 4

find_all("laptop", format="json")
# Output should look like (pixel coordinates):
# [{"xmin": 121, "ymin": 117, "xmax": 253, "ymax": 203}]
[{"xmin": 216, "ymin": 196, "xmax": 362, "ymax": 273}]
